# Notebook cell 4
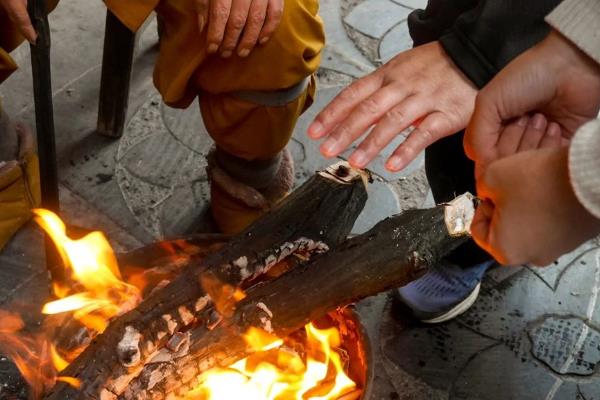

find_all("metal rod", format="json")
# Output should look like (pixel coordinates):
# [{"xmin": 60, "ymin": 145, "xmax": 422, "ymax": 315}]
[{"xmin": 27, "ymin": 0, "xmax": 63, "ymax": 282}]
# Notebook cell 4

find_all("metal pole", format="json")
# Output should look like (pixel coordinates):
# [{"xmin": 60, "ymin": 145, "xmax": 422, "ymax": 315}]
[{"xmin": 27, "ymin": 0, "xmax": 63, "ymax": 282}]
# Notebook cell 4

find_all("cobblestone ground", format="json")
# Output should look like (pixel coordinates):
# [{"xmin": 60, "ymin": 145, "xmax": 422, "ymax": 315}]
[{"xmin": 1, "ymin": 0, "xmax": 600, "ymax": 399}]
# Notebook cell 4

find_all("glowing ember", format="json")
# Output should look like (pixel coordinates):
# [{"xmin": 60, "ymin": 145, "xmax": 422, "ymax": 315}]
[
  {"xmin": 186, "ymin": 324, "xmax": 358, "ymax": 400},
  {"xmin": 34, "ymin": 209, "xmax": 141, "ymax": 332}
]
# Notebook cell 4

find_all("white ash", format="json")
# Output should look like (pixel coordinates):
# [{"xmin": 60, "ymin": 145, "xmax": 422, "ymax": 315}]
[
  {"xmin": 260, "ymin": 316, "xmax": 273, "ymax": 333},
  {"xmin": 233, "ymin": 256, "xmax": 250, "ymax": 280},
  {"xmin": 256, "ymin": 302, "xmax": 273, "ymax": 318},
  {"xmin": 194, "ymin": 295, "xmax": 212, "ymax": 312},
  {"xmin": 167, "ymin": 332, "xmax": 189, "ymax": 353},
  {"xmin": 178, "ymin": 306, "xmax": 195, "ymax": 325},
  {"xmin": 162, "ymin": 314, "xmax": 178, "ymax": 335},
  {"xmin": 117, "ymin": 326, "xmax": 142, "ymax": 367},
  {"xmin": 255, "ymin": 237, "xmax": 330, "ymax": 279}
]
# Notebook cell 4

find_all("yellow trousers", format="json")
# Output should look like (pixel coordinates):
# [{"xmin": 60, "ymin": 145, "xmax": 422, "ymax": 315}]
[{"xmin": 107, "ymin": 0, "xmax": 325, "ymax": 232}]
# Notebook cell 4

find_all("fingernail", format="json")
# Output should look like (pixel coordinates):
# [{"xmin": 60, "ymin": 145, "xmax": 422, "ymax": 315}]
[
  {"xmin": 260, "ymin": 36, "xmax": 270, "ymax": 44},
  {"xmin": 386, "ymin": 155, "xmax": 404, "ymax": 171},
  {"xmin": 221, "ymin": 50, "xmax": 233, "ymax": 58},
  {"xmin": 532, "ymin": 114, "xmax": 545, "ymax": 130},
  {"xmin": 198, "ymin": 16, "xmax": 205, "ymax": 30},
  {"xmin": 238, "ymin": 48, "xmax": 250, "ymax": 58},
  {"xmin": 349, "ymin": 150, "xmax": 368, "ymax": 168},
  {"xmin": 207, "ymin": 44, "xmax": 219, "ymax": 54},
  {"xmin": 321, "ymin": 139, "xmax": 340, "ymax": 157},
  {"xmin": 308, "ymin": 121, "xmax": 324, "ymax": 137},
  {"xmin": 516, "ymin": 116, "xmax": 528, "ymax": 127}
]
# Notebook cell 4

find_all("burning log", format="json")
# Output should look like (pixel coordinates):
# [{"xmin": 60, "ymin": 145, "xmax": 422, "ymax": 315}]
[
  {"xmin": 117, "ymin": 193, "xmax": 475, "ymax": 399},
  {"xmin": 44, "ymin": 162, "xmax": 369, "ymax": 400},
  {"xmin": 46, "ymin": 177, "xmax": 474, "ymax": 399}
]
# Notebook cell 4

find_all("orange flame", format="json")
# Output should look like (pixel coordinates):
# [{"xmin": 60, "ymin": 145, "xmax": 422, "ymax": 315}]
[
  {"xmin": 187, "ymin": 323, "xmax": 358, "ymax": 400},
  {"xmin": 34, "ymin": 209, "xmax": 141, "ymax": 332}
]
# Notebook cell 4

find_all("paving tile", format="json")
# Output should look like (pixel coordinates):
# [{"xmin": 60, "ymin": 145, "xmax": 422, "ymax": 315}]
[
  {"xmin": 319, "ymin": 0, "xmax": 375, "ymax": 77},
  {"xmin": 380, "ymin": 242, "xmax": 600, "ymax": 399},
  {"xmin": 379, "ymin": 22, "xmax": 412, "ymax": 63},
  {"xmin": 389, "ymin": 0, "xmax": 427, "ymax": 10},
  {"xmin": 344, "ymin": 0, "xmax": 412, "ymax": 39}
]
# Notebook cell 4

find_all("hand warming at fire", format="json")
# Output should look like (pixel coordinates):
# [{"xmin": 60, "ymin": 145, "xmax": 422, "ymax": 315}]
[
  {"xmin": 470, "ymin": 147, "xmax": 599, "ymax": 266},
  {"xmin": 466, "ymin": 30, "xmax": 600, "ymax": 266},
  {"xmin": 307, "ymin": 41, "xmax": 477, "ymax": 172}
]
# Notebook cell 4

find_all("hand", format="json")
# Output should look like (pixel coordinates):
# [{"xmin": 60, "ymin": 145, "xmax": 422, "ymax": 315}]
[
  {"xmin": 465, "ymin": 31, "xmax": 600, "ymax": 167},
  {"xmin": 471, "ymin": 147, "xmax": 600, "ymax": 266},
  {"xmin": 0, "ymin": 0, "xmax": 36, "ymax": 44},
  {"xmin": 489, "ymin": 112, "xmax": 565, "ymax": 162},
  {"xmin": 194, "ymin": 0, "xmax": 283, "ymax": 58},
  {"xmin": 307, "ymin": 41, "xmax": 477, "ymax": 172}
]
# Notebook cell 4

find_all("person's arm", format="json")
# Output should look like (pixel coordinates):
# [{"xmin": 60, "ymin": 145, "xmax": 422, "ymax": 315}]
[
  {"xmin": 545, "ymin": 0, "xmax": 600, "ymax": 64},
  {"xmin": 407, "ymin": 0, "xmax": 478, "ymax": 47}
]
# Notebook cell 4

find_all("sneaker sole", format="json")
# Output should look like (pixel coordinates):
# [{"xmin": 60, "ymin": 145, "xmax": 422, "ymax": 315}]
[{"xmin": 421, "ymin": 282, "xmax": 481, "ymax": 324}]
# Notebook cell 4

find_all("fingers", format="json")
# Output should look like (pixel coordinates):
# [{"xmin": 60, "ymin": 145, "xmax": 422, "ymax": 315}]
[
  {"xmin": 319, "ymin": 85, "xmax": 409, "ymax": 160},
  {"xmin": 384, "ymin": 110, "xmax": 448, "ymax": 171},
  {"xmin": 259, "ymin": 0, "xmax": 283, "ymax": 45},
  {"xmin": 539, "ymin": 121, "xmax": 563, "ymax": 149},
  {"xmin": 495, "ymin": 116, "xmax": 528, "ymax": 160},
  {"xmin": 207, "ymin": 0, "xmax": 233, "ymax": 54},
  {"xmin": 218, "ymin": 0, "xmax": 253, "ymax": 57},
  {"xmin": 236, "ymin": 0, "xmax": 267, "ymax": 57},
  {"xmin": 307, "ymin": 73, "xmax": 384, "ymax": 140},
  {"xmin": 194, "ymin": 0, "xmax": 210, "ymax": 31},
  {"xmin": 6, "ymin": 0, "xmax": 37, "ymax": 44},
  {"xmin": 517, "ymin": 113, "xmax": 547, "ymax": 152},
  {"xmin": 464, "ymin": 88, "xmax": 504, "ymax": 165}
]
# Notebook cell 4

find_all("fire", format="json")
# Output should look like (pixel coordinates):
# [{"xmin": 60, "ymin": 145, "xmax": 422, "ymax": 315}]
[
  {"xmin": 187, "ymin": 324, "xmax": 358, "ymax": 400},
  {"xmin": 34, "ymin": 209, "xmax": 141, "ymax": 332},
  {"xmin": 0, "ymin": 210, "xmax": 361, "ymax": 400}
]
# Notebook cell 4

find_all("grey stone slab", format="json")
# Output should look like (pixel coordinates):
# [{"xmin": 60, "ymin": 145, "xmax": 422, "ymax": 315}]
[
  {"xmin": 379, "ymin": 22, "xmax": 412, "ymax": 63},
  {"xmin": 344, "ymin": 0, "xmax": 412, "ymax": 39},
  {"xmin": 389, "ymin": 0, "xmax": 427, "ymax": 9},
  {"xmin": 380, "ymin": 242, "xmax": 600, "ymax": 400},
  {"xmin": 319, "ymin": 0, "xmax": 375, "ymax": 77}
]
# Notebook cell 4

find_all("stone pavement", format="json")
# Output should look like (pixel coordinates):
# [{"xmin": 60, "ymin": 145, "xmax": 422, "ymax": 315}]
[{"xmin": 1, "ymin": 0, "xmax": 599, "ymax": 399}]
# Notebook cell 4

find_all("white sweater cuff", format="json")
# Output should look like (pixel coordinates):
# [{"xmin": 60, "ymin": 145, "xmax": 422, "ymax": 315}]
[
  {"xmin": 545, "ymin": 0, "xmax": 600, "ymax": 64},
  {"xmin": 569, "ymin": 119, "xmax": 600, "ymax": 220}
]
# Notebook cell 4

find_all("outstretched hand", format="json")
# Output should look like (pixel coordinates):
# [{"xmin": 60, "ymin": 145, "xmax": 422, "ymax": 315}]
[{"xmin": 307, "ymin": 41, "xmax": 477, "ymax": 172}]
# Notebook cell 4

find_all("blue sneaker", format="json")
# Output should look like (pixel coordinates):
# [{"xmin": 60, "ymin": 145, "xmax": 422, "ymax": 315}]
[{"xmin": 393, "ymin": 260, "xmax": 495, "ymax": 323}]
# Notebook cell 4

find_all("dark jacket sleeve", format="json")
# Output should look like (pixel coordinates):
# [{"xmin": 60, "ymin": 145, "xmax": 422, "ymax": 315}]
[{"xmin": 408, "ymin": 0, "xmax": 562, "ymax": 88}]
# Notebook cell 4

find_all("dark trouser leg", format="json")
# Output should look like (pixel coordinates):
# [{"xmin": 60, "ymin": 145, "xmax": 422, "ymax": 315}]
[{"xmin": 425, "ymin": 130, "xmax": 492, "ymax": 266}]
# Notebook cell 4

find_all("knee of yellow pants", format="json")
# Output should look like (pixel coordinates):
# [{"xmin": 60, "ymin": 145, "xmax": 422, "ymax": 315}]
[{"xmin": 199, "ymin": 79, "xmax": 316, "ymax": 161}]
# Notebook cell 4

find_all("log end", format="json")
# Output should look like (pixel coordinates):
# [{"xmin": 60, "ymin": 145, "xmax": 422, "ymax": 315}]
[
  {"xmin": 318, "ymin": 161, "xmax": 371, "ymax": 187},
  {"xmin": 443, "ymin": 193, "xmax": 476, "ymax": 237}
]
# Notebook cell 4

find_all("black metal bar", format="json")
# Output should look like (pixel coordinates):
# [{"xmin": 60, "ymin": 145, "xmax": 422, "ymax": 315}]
[
  {"xmin": 28, "ymin": 0, "xmax": 63, "ymax": 282},
  {"xmin": 97, "ymin": 10, "xmax": 135, "ymax": 138}
]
